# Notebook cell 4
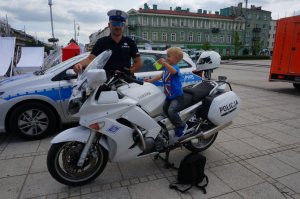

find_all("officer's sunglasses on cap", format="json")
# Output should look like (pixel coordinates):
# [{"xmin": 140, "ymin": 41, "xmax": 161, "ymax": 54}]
[{"xmin": 111, "ymin": 21, "xmax": 124, "ymax": 27}]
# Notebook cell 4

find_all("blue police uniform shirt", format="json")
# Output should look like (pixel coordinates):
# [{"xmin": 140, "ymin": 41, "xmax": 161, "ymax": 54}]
[
  {"xmin": 162, "ymin": 64, "xmax": 183, "ymax": 100},
  {"xmin": 91, "ymin": 35, "xmax": 140, "ymax": 74}
]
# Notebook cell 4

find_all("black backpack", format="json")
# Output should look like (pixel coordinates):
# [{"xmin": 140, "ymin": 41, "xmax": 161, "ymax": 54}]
[{"xmin": 169, "ymin": 153, "xmax": 209, "ymax": 194}]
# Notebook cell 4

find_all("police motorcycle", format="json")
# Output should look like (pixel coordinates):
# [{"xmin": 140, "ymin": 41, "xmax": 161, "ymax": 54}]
[
  {"xmin": 47, "ymin": 50, "xmax": 240, "ymax": 186},
  {"xmin": 196, "ymin": 51, "xmax": 221, "ymax": 80}
]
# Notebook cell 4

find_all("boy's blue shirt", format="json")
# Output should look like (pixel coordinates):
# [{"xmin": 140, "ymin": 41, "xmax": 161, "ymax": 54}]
[{"xmin": 162, "ymin": 64, "xmax": 183, "ymax": 100}]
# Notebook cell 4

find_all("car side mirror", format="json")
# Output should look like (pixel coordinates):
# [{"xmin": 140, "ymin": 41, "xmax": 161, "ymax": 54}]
[{"xmin": 64, "ymin": 69, "xmax": 77, "ymax": 80}]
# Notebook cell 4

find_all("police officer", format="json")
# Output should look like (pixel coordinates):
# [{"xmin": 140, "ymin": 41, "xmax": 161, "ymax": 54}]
[{"xmin": 74, "ymin": 9, "xmax": 141, "ymax": 76}]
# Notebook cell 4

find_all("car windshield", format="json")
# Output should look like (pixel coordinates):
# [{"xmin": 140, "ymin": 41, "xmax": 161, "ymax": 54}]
[
  {"xmin": 78, "ymin": 50, "xmax": 112, "ymax": 81},
  {"xmin": 42, "ymin": 53, "xmax": 88, "ymax": 74}
]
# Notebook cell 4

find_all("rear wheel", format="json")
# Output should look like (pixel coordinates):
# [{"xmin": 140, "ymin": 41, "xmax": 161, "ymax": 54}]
[
  {"xmin": 293, "ymin": 83, "xmax": 300, "ymax": 90},
  {"xmin": 184, "ymin": 132, "xmax": 218, "ymax": 152},
  {"xmin": 47, "ymin": 141, "xmax": 108, "ymax": 186}
]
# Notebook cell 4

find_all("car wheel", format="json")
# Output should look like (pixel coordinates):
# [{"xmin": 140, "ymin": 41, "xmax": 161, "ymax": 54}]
[
  {"xmin": 9, "ymin": 102, "xmax": 57, "ymax": 140},
  {"xmin": 293, "ymin": 83, "xmax": 300, "ymax": 90}
]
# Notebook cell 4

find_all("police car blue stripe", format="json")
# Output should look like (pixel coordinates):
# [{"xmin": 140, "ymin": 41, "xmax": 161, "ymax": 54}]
[{"xmin": 3, "ymin": 86, "xmax": 73, "ymax": 102}]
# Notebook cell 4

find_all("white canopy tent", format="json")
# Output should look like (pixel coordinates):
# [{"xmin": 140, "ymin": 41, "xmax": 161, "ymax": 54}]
[
  {"xmin": 0, "ymin": 37, "xmax": 16, "ymax": 76},
  {"xmin": 15, "ymin": 47, "xmax": 45, "ymax": 74}
]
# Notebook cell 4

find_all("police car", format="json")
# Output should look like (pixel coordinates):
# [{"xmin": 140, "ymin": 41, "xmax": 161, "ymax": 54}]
[{"xmin": 0, "ymin": 50, "xmax": 201, "ymax": 140}]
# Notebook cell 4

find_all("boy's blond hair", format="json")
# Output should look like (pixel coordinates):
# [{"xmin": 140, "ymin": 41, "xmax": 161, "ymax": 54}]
[{"xmin": 167, "ymin": 47, "xmax": 183, "ymax": 62}]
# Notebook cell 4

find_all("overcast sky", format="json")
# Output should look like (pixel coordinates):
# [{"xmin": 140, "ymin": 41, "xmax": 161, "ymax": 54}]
[{"xmin": 1, "ymin": 0, "xmax": 299, "ymax": 46}]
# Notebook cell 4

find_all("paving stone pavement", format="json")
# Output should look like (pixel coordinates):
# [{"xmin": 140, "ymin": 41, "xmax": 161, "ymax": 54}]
[{"xmin": 0, "ymin": 84, "xmax": 300, "ymax": 199}]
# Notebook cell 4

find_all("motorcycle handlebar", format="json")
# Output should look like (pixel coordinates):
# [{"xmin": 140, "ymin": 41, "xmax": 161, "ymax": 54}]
[{"xmin": 125, "ymin": 75, "xmax": 144, "ymax": 85}]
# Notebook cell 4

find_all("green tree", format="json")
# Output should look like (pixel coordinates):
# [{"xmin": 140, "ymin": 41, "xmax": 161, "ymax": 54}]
[
  {"xmin": 202, "ymin": 42, "xmax": 211, "ymax": 50},
  {"xmin": 252, "ymin": 40, "xmax": 263, "ymax": 55},
  {"xmin": 233, "ymin": 32, "xmax": 243, "ymax": 55}
]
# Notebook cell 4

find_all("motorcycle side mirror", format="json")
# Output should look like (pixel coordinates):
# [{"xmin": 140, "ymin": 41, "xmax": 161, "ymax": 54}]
[
  {"xmin": 86, "ymin": 69, "xmax": 107, "ymax": 89},
  {"xmin": 65, "ymin": 69, "xmax": 77, "ymax": 80}
]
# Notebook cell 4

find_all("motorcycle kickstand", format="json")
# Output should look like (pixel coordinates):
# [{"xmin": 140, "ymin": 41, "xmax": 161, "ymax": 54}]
[{"xmin": 154, "ymin": 149, "xmax": 177, "ymax": 170}]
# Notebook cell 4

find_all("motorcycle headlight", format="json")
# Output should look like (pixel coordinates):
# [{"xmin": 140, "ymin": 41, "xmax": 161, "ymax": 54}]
[{"xmin": 68, "ymin": 98, "xmax": 83, "ymax": 115}]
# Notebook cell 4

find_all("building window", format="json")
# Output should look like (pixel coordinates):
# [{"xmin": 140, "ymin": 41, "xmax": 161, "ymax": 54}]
[
  {"xmin": 184, "ymin": 19, "xmax": 187, "ymax": 27},
  {"xmin": 220, "ymin": 22, "xmax": 224, "ymax": 29},
  {"xmin": 273, "ymin": 34, "xmax": 275, "ymax": 38},
  {"xmin": 272, "ymin": 42, "xmax": 274, "ymax": 46},
  {"xmin": 161, "ymin": 17, "xmax": 168, "ymax": 27},
  {"xmin": 197, "ymin": 20, "xmax": 201, "ymax": 28},
  {"xmin": 263, "ymin": 24, "xmax": 266, "ymax": 29},
  {"xmin": 189, "ymin": 19, "xmax": 194, "ymax": 28},
  {"xmin": 142, "ymin": 32, "xmax": 148, "ymax": 40},
  {"xmin": 171, "ymin": 18, "xmax": 177, "ymax": 27},
  {"xmin": 162, "ymin": 32, "xmax": 167, "ymax": 41},
  {"xmin": 197, "ymin": 33, "xmax": 201, "ymax": 42},
  {"xmin": 247, "ymin": 14, "xmax": 252, "ymax": 19},
  {"xmin": 227, "ymin": 35, "xmax": 231, "ymax": 43},
  {"xmin": 143, "ymin": 16, "xmax": 148, "ymax": 25},
  {"xmin": 152, "ymin": 17, "xmax": 158, "ymax": 26},
  {"xmin": 212, "ymin": 35, "xmax": 217, "ymax": 43},
  {"xmin": 201, "ymin": 20, "xmax": 205, "ymax": 28},
  {"xmin": 219, "ymin": 35, "xmax": 224, "ymax": 43},
  {"xmin": 205, "ymin": 34, "xmax": 209, "ymax": 42},
  {"xmin": 171, "ymin": 33, "xmax": 176, "ymax": 41},
  {"xmin": 268, "ymin": 34, "xmax": 270, "ymax": 38},
  {"xmin": 180, "ymin": 32, "xmax": 185, "ymax": 41},
  {"xmin": 256, "ymin": 14, "xmax": 259, "ymax": 19},
  {"xmin": 188, "ymin": 32, "xmax": 193, "ymax": 42},
  {"xmin": 152, "ymin": 32, "xmax": 158, "ymax": 41},
  {"xmin": 180, "ymin": 19, "xmax": 184, "ymax": 27},
  {"xmin": 264, "ymin": 15, "xmax": 267, "ymax": 20},
  {"xmin": 205, "ymin": 20, "xmax": 209, "ymax": 28}
]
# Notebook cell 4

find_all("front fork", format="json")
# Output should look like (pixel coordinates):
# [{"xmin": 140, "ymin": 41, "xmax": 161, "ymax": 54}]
[{"xmin": 77, "ymin": 130, "xmax": 97, "ymax": 167}]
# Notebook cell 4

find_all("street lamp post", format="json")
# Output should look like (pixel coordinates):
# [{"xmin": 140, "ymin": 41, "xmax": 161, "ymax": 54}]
[
  {"xmin": 48, "ymin": 0, "xmax": 58, "ymax": 45},
  {"xmin": 74, "ymin": 19, "xmax": 80, "ymax": 43}
]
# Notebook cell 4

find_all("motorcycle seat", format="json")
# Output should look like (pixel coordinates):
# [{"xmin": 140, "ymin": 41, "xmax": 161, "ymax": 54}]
[{"xmin": 181, "ymin": 81, "xmax": 215, "ymax": 109}]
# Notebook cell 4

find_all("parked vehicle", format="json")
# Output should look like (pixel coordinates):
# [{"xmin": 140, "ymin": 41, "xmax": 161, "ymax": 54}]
[
  {"xmin": 195, "ymin": 51, "xmax": 221, "ymax": 80},
  {"xmin": 0, "ymin": 50, "xmax": 201, "ymax": 140},
  {"xmin": 269, "ymin": 15, "xmax": 300, "ymax": 90},
  {"xmin": 47, "ymin": 50, "xmax": 241, "ymax": 186},
  {"xmin": 190, "ymin": 50, "xmax": 203, "ymax": 60}
]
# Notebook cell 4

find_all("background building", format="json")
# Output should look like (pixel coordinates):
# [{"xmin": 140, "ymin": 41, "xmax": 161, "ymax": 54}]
[
  {"xmin": 220, "ymin": 2, "xmax": 272, "ymax": 55},
  {"xmin": 267, "ymin": 20, "xmax": 276, "ymax": 54},
  {"xmin": 91, "ymin": 2, "xmax": 272, "ymax": 56},
  {"xmin": 126, "ymin": 3, "xmax": 246, "ymax": 55}
]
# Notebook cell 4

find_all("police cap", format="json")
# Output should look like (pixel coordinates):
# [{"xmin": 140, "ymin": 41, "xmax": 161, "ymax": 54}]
[{"xmin": 107, "ymin": 9, "xmax": 128, "ymax": 22}]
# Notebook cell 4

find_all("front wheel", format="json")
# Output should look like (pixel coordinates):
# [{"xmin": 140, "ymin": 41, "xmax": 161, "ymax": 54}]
[
  {"xmin": 184, "ymin": 132, "xmax": 218, "ymax": 152},
  {"xmin": 47, "ymin": 141, "xmax": 108, "ymax": 186}
]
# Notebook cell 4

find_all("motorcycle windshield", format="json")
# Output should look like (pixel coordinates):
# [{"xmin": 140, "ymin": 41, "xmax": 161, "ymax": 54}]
[
  {"xmin": 78, "ymin": 50, "xmax": 112, "ymax": 81},
  {"xmin": 71, "ymin": 50, "xmax": 112, "ymax": 97}
]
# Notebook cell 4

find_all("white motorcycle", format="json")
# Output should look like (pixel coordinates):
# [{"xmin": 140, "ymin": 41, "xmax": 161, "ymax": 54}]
[{"xmin": 47, "ymin": 50, "xmax": 241, "ymax": 186}]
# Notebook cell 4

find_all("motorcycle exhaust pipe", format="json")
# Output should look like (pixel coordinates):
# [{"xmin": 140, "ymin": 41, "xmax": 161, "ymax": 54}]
[{"xmin": 180, "ymin": 121, "xmax": 232, "ymax": 144}]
